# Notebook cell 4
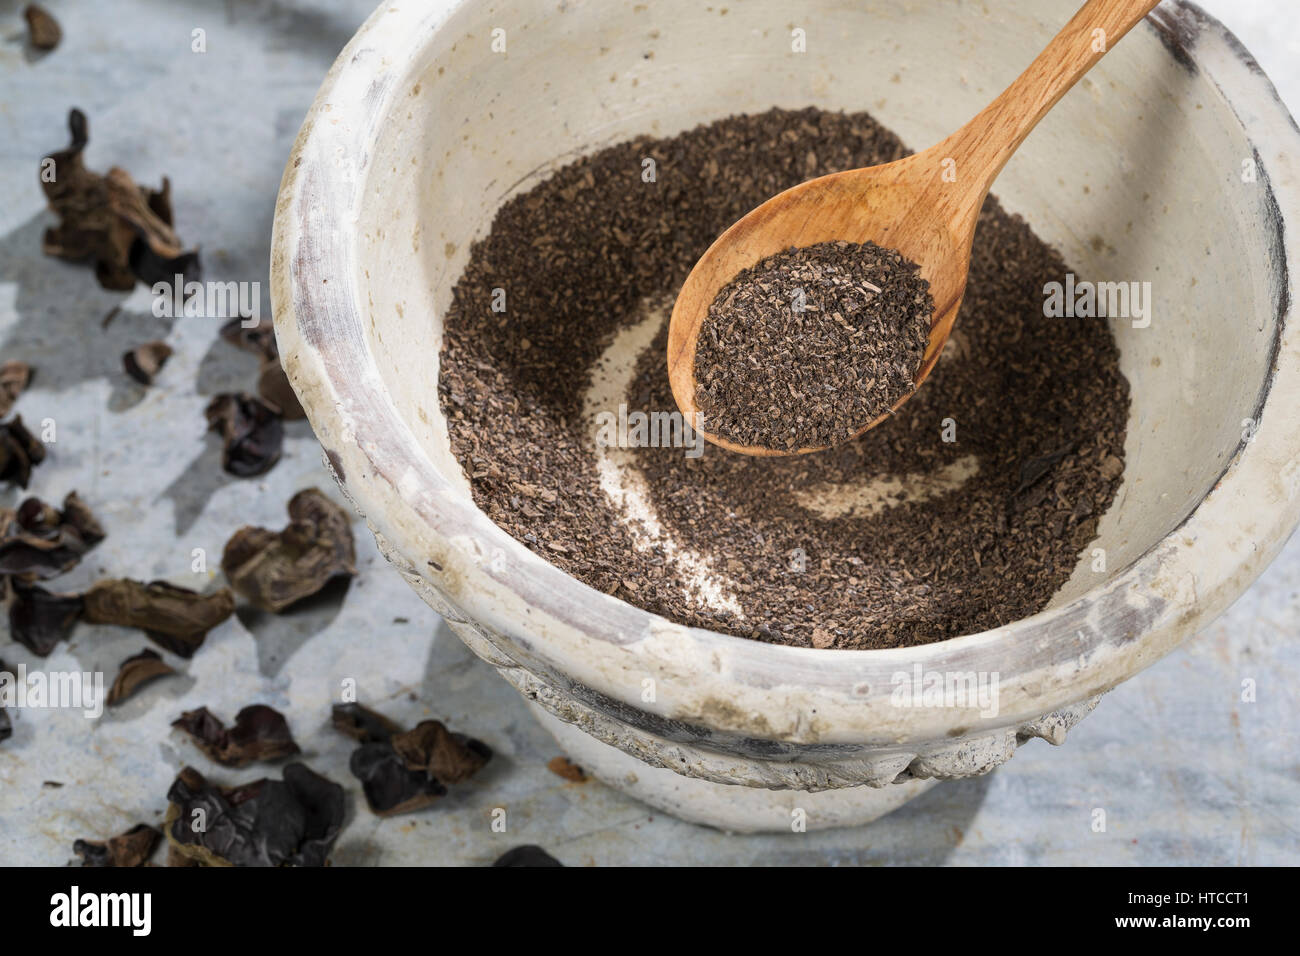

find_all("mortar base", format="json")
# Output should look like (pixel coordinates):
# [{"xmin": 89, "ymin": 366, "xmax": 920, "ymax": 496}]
[{"xmin": 529, "ymin": 703, "xmax": 938, "ymax": 833}]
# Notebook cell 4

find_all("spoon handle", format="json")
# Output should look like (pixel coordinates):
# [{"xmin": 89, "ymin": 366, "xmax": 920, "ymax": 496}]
[{"xmin": 940, "ymin": 0, "xmax": 1162, "ymax": 203}]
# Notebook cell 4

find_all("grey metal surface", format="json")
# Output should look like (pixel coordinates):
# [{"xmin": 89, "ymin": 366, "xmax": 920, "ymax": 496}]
[{"xmin": 0, "ymin": 0, "xmax": 1296, "ymax": 866}]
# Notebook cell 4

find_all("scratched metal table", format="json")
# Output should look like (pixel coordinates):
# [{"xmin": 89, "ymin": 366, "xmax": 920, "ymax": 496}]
[{"xmin": 1, "ymin": 0, "xmax": 1296, "ymax": 866}]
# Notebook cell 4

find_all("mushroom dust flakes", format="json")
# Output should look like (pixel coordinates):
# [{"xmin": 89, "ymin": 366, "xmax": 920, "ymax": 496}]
[{"xmin": 695, "ymin": 240, "xmax": 932, "ymax": 450}]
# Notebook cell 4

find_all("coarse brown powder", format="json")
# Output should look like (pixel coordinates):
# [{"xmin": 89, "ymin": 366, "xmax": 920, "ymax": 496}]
[
  {"xmin": 694, "ymin": 240, "xmax": 933, "ymax": 450},
  {"xmin": 437, "ymin": 107, "xmax": 1129, "ymax": 650}
]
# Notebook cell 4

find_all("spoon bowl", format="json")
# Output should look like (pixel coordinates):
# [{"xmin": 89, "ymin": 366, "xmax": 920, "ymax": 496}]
[
  {"xmin": 667, "ymin": 156, "xmax": 977, "ymax": 456},
  {"xmin": 668, "ymin": 0, "xmax": 1161, "ymax": 456}
]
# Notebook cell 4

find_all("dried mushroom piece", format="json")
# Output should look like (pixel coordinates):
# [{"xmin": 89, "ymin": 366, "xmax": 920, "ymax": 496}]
[
  {"xmin": 0, "ymin": 491, "xmax": 104, "ymax": 579},
  {"xmin": 349, "ymin": 742, "xmax": 447, "ymax": 816},
  {"xmin": 7, "ymin": 580, "xmax": 83, "ymax": 657},
  {"xmin": 123, "ymin": 341, "xmax": 173, "ymax": 385},
  {"xmin": 106, "ymin": 649, "xmax": 175, "ymax": 707},
  {"xmin": 23, "ymin": 4, "xmax": 62, "ymax": 51},
  {"xmin": 204, "ymin": 393, "xmax": 282, "ymax": 477},
  {"xmin": 331, "ymin": 702, "xmax": 403, "ymax": 743},
  {"xmin": 171, "ymin": 704, "xmax": 300, "ymax": 767},
  {"xmin": 0, "ymin": 416, "xmax": 45, "ymax": 488},
  {"xmin": 81, "ymin": 579, "xmax": 234, "ymax": 658},
  {"xmin": 40, "ymin": 109, "xmax": 200, "ymax": 292},
  {"xmin": 221, "ymin": 488, "xmax": 356, "ymax": 612},
  {"xmin": 390, "ymin": 720, "xmax": 493, "ymax": 785},
  {"xmin": 0, "ymin": 362, "xmax": 31, "ymax": 418},
  {"xmin": 73, "ymin": 824, "xmax": 161, "ymax": 867},
  {"xmin": 217, "ymin": 317, "xmax": 305, "ymax": 420},
  {"xmin": 493, "ymin": 846, "xmax": 563, "ymax": 867},
  {"xmin": 164, "ymin": 763, "xmax": 344, "ymax": 867},
  {"xmin": 334, "ymin": 701, "xmax": 492, "ymax": 816},
  {"xmin": 547, "ymin": 756, "xmax": 588, "ymax": 783}
]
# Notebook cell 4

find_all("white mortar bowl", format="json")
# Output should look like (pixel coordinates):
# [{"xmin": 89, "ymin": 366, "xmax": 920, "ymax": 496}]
[{"xmin": 272, "ymin": 0, "xmax": 1300, "ymax": 831}]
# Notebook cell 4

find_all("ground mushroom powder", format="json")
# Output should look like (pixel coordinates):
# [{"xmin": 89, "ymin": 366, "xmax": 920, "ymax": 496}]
[
  {"xmin": 694, "ymin": 239, "xmax": 934, "ymax": 450},
  {"xmin": 437, "ymin": 107, "xmax": 1129, "ymax": 650}
]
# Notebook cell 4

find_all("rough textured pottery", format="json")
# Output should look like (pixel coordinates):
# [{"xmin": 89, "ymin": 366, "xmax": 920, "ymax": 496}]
[{"xmin": 272, "ymin": 0, "xmax": 1300, "ymax": 831}]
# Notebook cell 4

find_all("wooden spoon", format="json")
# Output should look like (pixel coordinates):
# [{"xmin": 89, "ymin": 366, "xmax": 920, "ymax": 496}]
[{"xmin": 668, "ymin": 0, "xmax": 1161, "ymax": 457}]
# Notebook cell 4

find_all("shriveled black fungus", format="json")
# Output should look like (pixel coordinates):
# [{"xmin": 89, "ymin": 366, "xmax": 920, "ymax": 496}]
[
  {"xmin": 217, "ymin": 317, "xmax": 305, "ymax": 419},
  {"xmin": 81, "ymin": 579, "xmax": 234, "ymax": 657},
  {"xmin": 390, "ymin": 720, "xmax": 493, "ymax": 785},
  {"xmin": 106, "ymin": 649, "xmax": 175, "ymax": 707},
  {"xmin": 349, "ymin": 742, "xmax": 447, "ymax": 817},
  {"xmin": 493, "ymin": 846, "xmax": 563, "ymax": 867},
  {"xmin": 123, "ymin": 341, "xmax": 173, "ymax": 385},
  {"xmin": 221, "ymin": 488, "xmax": 356, "ymax": 612},
  {"xmin": 0, "ymin": 417, "xmax": 45, "ymax": 488},
  {"xmin": 40, "ymin": 109, "xmax": 200, "ymax": 291},
  {"xmin": 171, "ymin": 705, "xmax": 300, "ymax": 767},
  {"xmin": 23, "ymin": 4, "xmax": 61, "ymax": 50},
  {"xmin": 7, "ymin": 580, "xmax": 83, "ymax": 656},
  {"xmin": 0, "ymin": 491, "xmax": 104, "ymax": 579},
  {"xmin": 73, "ymin": 823, "xmax": 161, "ymax": 867},
  {"xmin": 164, "ymin": 763, "xmax": 344, "ymax": 867},
  {"xmin": 0, "ymin": 361, "xmax": 31, "ymax": 418},
  {"xmin": 331, "ymin": 702, "xmax": 403, "ymax": 743},
  {"xmin": 204, "ymin": 393, "xmax": 283, "ymax": 478},
  {"xmin": 336, "ymin": 702, "xmax": 492, "ymax": 816}
]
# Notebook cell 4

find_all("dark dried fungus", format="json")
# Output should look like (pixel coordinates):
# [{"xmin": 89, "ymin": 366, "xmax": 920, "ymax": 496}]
[
  {"xmin": 221, "ymin": 488, "xmax": 356, "ymax": 612},
  {"xmin": 81, "ymin": 579, "xmax": 234, "ymax": 657},
  {"xmin": 0, "ymin": 416, "xmax": 45, "ymax": 488},
  {"xmin": 0, "ymin": 361, "xmax": 31, "ymax": 418},
  {"xmin": 205, "ymin": 393, "xmax": 283, "ymax": 477},
  {"xmin": 0, "ymin": 491, "xmax": 104, "ymax": 579},
  {"xmin": 122, "ymin": 340, "xmax": 173, "ymax": 385},
  {"xmin": 106, "ymin": 649, "xmax": 175, "ymax": 707},
  {"xmin": 40, "ymin": 109, "xmax": 200, "ymax": 291},
  {"xmin": 23, "ymin": 5, "xmax": 62, "ymax": 51},
  {"xmin": 349, "ymin": 742, "xmax": 448, "ymax": 816},
  {"xmin": 335, "ymin": 702, "xmax": 492, "ymax": 816},
  {"xmin": 73, "ymin": 823, "xmax": 161, "ymax": 867},
  {"xmin": 7, "ymin": 580, "xmax": 83, "ymax": 657},
  {"xmin": 172, "ymin": 704, "xmax": 300, "ymax": 767},
  {"xmin": 493, "ymin": 846, "xmax": 563, "ymax": 867},
  {"xmin": 164, "ymin": 763, "xmax": 344, "ymax": 867},
  {"xmin": 391, "ymin": 720, "xmax": 493, "ymax": 785},
  {"xmin": 331, "ymin": 702, "xmax": 403, "ymax": 743},
  {"xmin": 219, "ymin": 317, "xmax": 305, "ymax": 420}
]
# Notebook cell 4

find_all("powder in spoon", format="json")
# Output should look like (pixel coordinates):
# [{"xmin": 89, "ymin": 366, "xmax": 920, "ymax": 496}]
[{"xmin": 693, "ymin": 240, "xmax": 933, "ymax": 450}]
